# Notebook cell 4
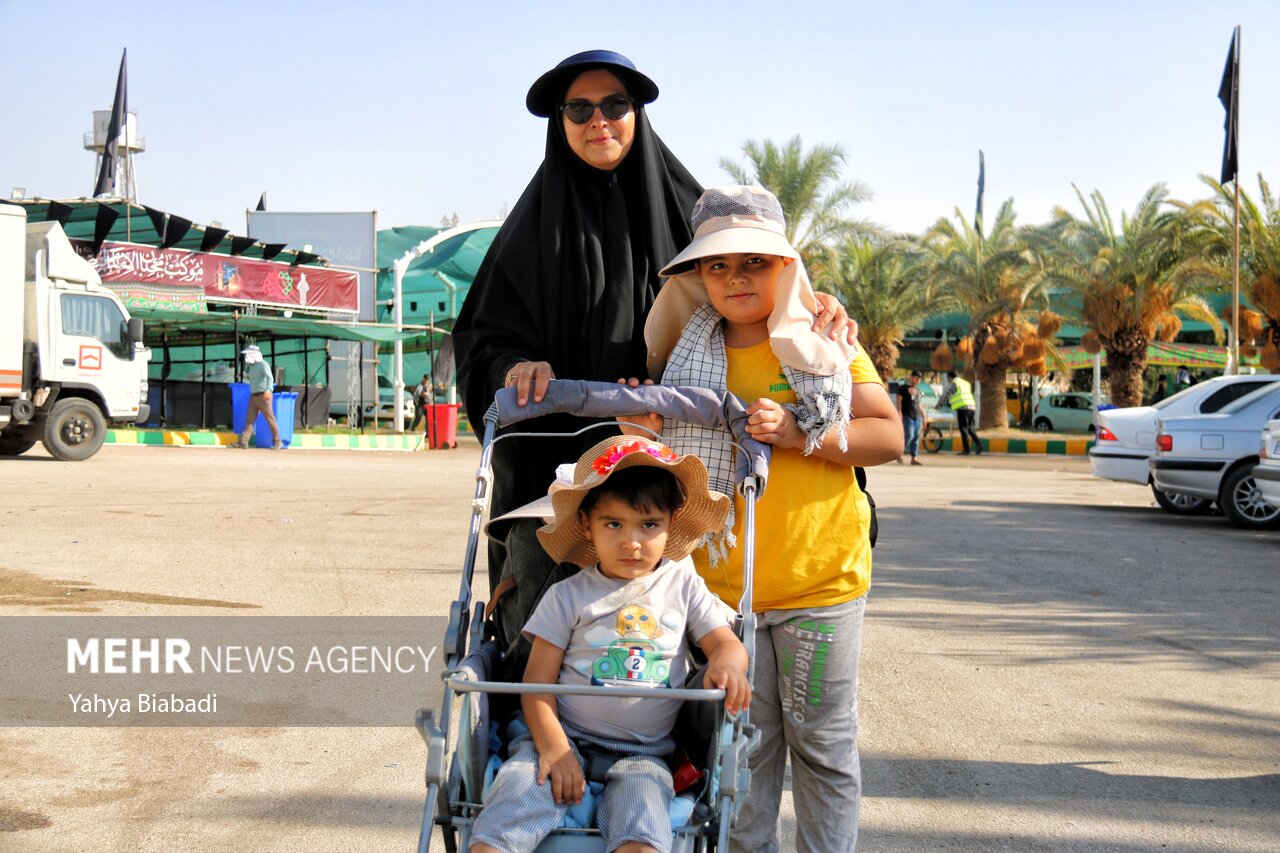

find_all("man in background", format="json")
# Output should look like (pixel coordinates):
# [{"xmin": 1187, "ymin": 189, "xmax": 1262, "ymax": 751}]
[
  {"xmin": 945, "ymin": 370, "xmax": 983, "ymax": 455},
  {"xmin": 897, "ymin": 370, "xmax": 926, "ymax": 465},
  {"xmin": 234, "ymin": 345, "xmax": 282, "ymax": 449},
  {"xmin": 410, "ymin": 373, "xmax": 432, "ymax": 433}
]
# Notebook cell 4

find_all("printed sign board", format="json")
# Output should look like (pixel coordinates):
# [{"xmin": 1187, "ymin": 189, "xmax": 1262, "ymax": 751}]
[{"xmin": 75, "ymin": 241, "xmax": 359, "ymax": 314}]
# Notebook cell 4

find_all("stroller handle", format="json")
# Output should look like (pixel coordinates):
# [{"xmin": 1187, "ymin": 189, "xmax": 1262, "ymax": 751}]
[
  {"xmin": 491, "ymin": 380, "xmax": 771, "ymax": 490},
  {"xmin": 447, "ymin": 675, "xmax": 727, "ymax": 703}
]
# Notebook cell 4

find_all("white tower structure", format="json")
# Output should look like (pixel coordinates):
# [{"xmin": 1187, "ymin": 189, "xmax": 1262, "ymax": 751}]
[{"xmin": 84, "ymin": 109, "xmax": 145, "ymax": 202}]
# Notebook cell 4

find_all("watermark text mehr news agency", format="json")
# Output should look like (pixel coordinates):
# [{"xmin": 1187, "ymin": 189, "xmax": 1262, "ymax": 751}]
[{"xmin": 66, "ymin": 638, "xmax": 439, "ymax": 675}]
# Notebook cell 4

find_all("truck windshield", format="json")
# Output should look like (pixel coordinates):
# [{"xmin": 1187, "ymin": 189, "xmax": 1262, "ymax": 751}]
[{"xmin": 61, "ymin": 294, "xmax": 130, "ymax": 359}]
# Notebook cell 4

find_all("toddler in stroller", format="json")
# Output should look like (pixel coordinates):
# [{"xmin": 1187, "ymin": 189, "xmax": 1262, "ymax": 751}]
[
  {"xmin": 469, "ymin": 435, "xmax": 750, "ymax": 853},
  {"xmin": 418, "ymin": 383, "xmax": 772, "ymax": 853}
]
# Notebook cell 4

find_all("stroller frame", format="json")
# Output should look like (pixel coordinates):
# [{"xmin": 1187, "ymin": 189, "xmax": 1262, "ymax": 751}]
[{"xmin": 416, "ymin": 381, "xmax": 773, "ymax": 852}]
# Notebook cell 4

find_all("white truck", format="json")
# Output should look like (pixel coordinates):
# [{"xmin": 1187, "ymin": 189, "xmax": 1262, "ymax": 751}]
[{"xmin": 0, "ymin": 204, "xmax": 150, "ymax": 460}]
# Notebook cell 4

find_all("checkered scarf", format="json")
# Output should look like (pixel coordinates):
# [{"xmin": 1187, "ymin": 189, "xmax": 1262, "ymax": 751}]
[{"xmin": 660, "ymin": 302, "xmax": 851, "ymax": 566}]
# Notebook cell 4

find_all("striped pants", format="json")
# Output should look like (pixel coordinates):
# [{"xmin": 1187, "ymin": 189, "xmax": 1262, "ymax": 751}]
[{"xmin": 470, "ymin": 733, "xmax": 674, "ymax": 853}]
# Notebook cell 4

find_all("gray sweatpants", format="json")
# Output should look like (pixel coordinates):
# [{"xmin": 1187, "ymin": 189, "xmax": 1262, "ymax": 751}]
[{"xmin": 730, "ymin": 595, "xmax": 865, "ymax": 853}]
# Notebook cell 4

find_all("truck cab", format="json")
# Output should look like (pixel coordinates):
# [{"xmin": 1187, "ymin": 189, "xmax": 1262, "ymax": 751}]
[{"xmin": 0, "ymin": 205, "xmax": 150, "ymax": 460}]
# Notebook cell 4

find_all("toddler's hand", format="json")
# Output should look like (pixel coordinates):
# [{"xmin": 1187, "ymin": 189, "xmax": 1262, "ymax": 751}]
[
  {"xmin": 746, "ymin": 398, "xmax": 802, "ymax": 450},
  {"xmin": 615, "ymin": 378, "xmax": 664, "ymax": 436},
  {"xmin": 537, "ymin": 743, "xmax": 585, "ymax": 805},
  {"xmin": 705, "ymin": 662, "xmax": 752, "ymax": 715}
]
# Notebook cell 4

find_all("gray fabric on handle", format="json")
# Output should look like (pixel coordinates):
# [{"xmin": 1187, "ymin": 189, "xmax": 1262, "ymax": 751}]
[{"xmin": 494, "ymin": 380, "xmax": 770, "ymax": 495}]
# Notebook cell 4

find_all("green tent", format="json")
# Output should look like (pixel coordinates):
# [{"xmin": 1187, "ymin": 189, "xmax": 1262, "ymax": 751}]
[
  {"xmin": 374, "ymin": 222, "xmax": 500, "ymax": 384},
  {"xmin": 5, "ymin": 198, "xmax": 319, "ymax": 264}
]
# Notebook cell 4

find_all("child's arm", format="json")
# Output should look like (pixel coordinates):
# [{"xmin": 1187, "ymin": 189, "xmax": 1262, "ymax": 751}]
[
  {"xmin": 745, "ymin": 380, "xmax": 903, "ymax": 467},
  {"xmin": 522, "ymin": 636, "xmax": 586, "ymax": 805},
  {"xmin": 696, "ymin": 626, "xmax": 751, "ymax": 714}
]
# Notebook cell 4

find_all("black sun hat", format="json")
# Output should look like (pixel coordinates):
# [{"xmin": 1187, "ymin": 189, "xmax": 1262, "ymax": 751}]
[{"xmin": 525, "ymin": 49, "xmax": 659, "ymax": 118}]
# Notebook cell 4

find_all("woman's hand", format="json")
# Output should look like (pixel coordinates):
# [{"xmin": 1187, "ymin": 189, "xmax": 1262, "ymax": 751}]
[
  {"xmin": 812, "ymin": 292, "xmax": 859, "ymax": 346},
  {"xmin": 504, "ymin": 360, "xmax": 555, "ymax": 406},
  {"xmin": 745, "ymin": 398, "xmax": 803, "ymax": 450},
  {"xmin": 537, "ymin": 742, "xmax": 586, "ymax": 805},
  {"xmin": 615, "ymin": 378, "xmax": 664, "ymax": 436}
]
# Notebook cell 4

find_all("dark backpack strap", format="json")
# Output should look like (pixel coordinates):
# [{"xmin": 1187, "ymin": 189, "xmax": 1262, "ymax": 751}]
[{"xmin": 856, "ymin": 467, "xmax": 877, "ymax": 549}]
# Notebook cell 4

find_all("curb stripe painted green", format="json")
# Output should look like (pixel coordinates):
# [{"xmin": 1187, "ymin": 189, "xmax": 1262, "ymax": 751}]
[
  {"xmin": 935, "ymin": 436, "xmax": 1093, "ymax": 455},
  {"xmin": 105, "ymin": 429, "xmax": 418, "ymax": 452}
]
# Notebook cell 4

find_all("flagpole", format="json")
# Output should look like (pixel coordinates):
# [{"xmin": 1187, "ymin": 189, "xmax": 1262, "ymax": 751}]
[
  {"xmin": 1231, "ymin": 25, "xmax": 1241, "ymax": 376},
  {"xmin": 1218, "ymin": 25, "xmax": 1242, "ymax": 375},
  {"xmin": 1232, "ymin": 176, "xmax": 1241, "ymax": 375}
]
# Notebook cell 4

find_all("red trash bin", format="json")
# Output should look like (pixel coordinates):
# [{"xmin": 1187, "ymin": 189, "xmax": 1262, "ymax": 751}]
[{"xmin": 426, "ymin": 403, "xmax": 459, "ymax": 449}]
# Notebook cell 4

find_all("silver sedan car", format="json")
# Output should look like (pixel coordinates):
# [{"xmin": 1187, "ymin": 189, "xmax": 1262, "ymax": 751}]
[
  {"xmin": 1150, "ymin": 384, "xmax": 1280, "ymax": 530},
  {"xmin": 1253, "ymin": 419, "xmax": 1280, "ymax": 511},
  {"xmin": 1090, "ymin": 374, "xmax": 1278, "ymax": 513}
]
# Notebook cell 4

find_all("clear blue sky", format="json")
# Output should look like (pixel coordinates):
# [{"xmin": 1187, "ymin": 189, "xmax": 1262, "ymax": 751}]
[{"xmin": 2, "ymin": 0, "xmax": 1277, "ymax": 241}]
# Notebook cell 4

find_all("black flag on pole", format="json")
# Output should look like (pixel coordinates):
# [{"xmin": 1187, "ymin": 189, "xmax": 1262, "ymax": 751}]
[
  {"xmin": 432, "ymin": 334, "xmax": 456, "ymax": 389},
  {"xmin": 91, "ymin": 204, "xmax": 120, "ymax": 255},
  {"xmin": 256, "ymin": 193, "xmax": 267, "ymax": 211},
  {"xmin": 975, "ymin": 150, "xmax": 985, "ymax": 236},
  {"xmin": 1218, "ymin": 27, "xmax": 1240, "ymax": 185},
  {"xmin": 93, "ymin": 49, "xmax": 128, "ymax": 198}
]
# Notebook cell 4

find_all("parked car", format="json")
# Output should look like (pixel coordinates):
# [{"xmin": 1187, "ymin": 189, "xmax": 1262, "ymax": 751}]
[
  {"xmin": 1252, "ymin": 419, "xmax": 1280, "ymax": 511},
  {"xmin": 1032, "ymin": 392, "xmax": 1100, "ymax": 433},
  {"xmin": 1090, "ymin": 375, "xmax": 1280, "ymax": 513},
  {"xmin": 1149, "ymin": 384, "xmax": 1280, "ymax": 530},
  {"xmin": 358, "ymin": 375, "xmax": 414, "ymax": 426}
]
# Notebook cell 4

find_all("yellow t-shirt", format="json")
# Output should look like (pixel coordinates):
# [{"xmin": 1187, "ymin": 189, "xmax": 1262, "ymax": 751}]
[{"xmin": 692, "ymin": 341, "xmax": 881, "ymax": 612}]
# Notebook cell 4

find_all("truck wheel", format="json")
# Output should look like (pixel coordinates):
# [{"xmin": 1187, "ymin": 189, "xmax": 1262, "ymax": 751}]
[
  {"xmin": 43, "ymin": 398, "xmax": 107, "ymax": 461},
  {"xmin": 0, "ymin": 432, "xmax": 37, "ymax": 457}
]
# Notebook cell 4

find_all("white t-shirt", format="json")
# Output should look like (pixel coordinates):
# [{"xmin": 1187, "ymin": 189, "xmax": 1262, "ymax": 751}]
[{"xmin": 523, "ymin": 557, "xmax": 732, "ymax": 744}]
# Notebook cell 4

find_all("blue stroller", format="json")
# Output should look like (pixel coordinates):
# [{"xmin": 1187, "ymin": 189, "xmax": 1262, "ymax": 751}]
[{"xmin": 416, "ymin": 380, "xmax": 771, "ymax": 852}]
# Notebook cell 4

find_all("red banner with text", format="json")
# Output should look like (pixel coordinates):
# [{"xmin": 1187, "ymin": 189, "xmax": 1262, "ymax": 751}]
[{"xmin": 75, "ymin": 241, "xmax": 359, "ymax": 314}]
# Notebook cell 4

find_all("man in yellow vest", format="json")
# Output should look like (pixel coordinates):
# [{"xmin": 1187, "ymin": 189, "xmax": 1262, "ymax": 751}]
[{"xmin": 945, "ymin": 370, "xmax": 983, "ymax": 455}]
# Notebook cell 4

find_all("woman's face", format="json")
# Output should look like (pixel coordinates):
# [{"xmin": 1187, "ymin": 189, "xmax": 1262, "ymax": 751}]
[{"xmin": 561, "ymin": 69, "xmax": 635, "ymax": 171}]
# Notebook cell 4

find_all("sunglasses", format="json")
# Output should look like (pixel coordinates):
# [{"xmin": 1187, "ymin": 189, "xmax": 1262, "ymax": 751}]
[{"xmin": 560, "ymin": 95, "xmax": 634, "ymax": 124}]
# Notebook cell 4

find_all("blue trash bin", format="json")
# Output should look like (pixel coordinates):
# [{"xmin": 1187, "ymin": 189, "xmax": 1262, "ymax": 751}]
[
  {"xmin": 261, "ymin": 392, "xmax": 297, "ymax": 449},
  {"xmin": 230, "ymin": 383, "xmax": 250, "ymax": 433},
  {"xmin": 230, "ymin": 384, "xmax": 297, "ymax": 448}
]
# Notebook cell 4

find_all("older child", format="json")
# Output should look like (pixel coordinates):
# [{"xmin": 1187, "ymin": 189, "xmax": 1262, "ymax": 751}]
[
  {"xmin": 632, "ymin": 185, "xmax": 901, "ymax": 852},
  {"xmin": 470, "ymin": 436, "xmax": 751, "ymax": 853}
]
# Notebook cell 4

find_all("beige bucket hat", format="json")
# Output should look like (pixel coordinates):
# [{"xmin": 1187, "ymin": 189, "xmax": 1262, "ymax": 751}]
[
  {"xmin": 535, "ymin": 436, "xmax": 730, "ymax": 568},
  {"xmin": 658, "ymin": 185, "xmax": 798, "ymax": 277}
]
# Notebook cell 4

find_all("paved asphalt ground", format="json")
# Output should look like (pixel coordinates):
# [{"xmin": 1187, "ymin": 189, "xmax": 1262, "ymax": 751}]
[{"xmin": 1, "ymin": 441, "xmax": 1276, "ymax": 851}]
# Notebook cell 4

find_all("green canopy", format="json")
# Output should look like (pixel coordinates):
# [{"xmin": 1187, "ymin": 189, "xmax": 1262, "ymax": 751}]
[
  {"xmin": 139, "ymin": 309, "xmax": 436, "ymax": 345},
  {"xmin": 902, "ymin": 291, "xmax": 1250, "ymax": 343},
  {"xmin": 1056, "ymin": 342, "xmax": 1261, "ymax": 370},
  {"xmin": 375, "ymin": 224, "xmax": 499, "ymax": 326},
  {"xmin": 5, "ymin": 198, "xmax": 322, "ymax": 264},
  {"xmin": 374, "ymin": 222, "xmax": 500, "ymax": 384}
]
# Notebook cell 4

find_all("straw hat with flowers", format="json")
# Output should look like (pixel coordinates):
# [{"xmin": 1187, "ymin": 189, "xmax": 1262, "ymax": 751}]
[{"xmin": 535, "ymin": 436, "xmax": 730, "ymax": 568}]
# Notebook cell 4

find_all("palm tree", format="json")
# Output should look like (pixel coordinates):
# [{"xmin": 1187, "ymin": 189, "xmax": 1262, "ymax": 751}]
[
  {"xmin": 719, "ymin": 136, "xmax": 881, "ymax": 267},
  {"xmin": 813, "ymin": 240, "xmax": 933, "ymax": 381},
  {"xmin": 922, "ymin": 199, "xmax": 1050, "ymax": 427},
  {"xmin": 1176, "ymin": 175, "xmax": 1280, "ymax": 371},
  {"xmin": 1035, "ymin": 184, "xmax": 1222, "ymax": 407}
]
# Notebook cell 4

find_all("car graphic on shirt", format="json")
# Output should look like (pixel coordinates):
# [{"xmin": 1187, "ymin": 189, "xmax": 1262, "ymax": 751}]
[{"xmin": 590, "ymin": 639, "xmax": 670, "ymax": 688}]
